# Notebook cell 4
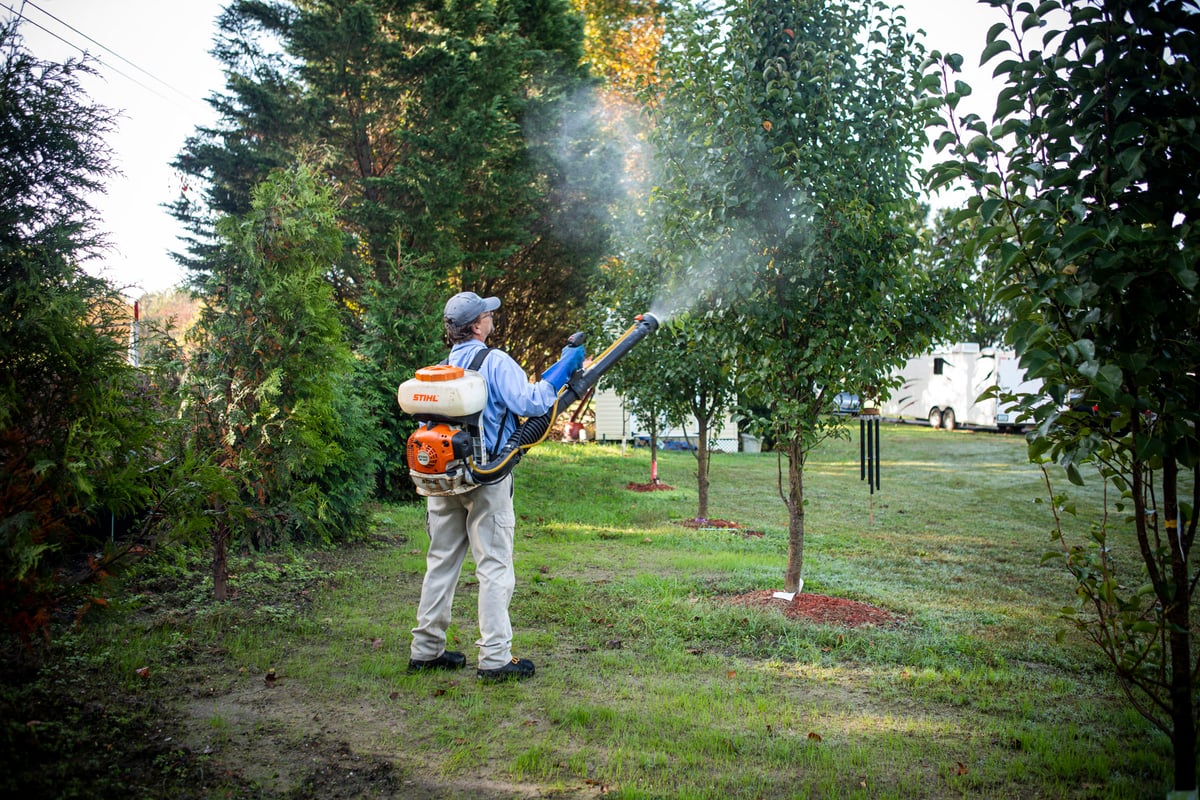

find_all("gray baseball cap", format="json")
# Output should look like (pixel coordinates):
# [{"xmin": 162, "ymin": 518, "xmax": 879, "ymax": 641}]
[{"xmin": 444, "ymin": 291, "xmax": 501, "ymax": 325}]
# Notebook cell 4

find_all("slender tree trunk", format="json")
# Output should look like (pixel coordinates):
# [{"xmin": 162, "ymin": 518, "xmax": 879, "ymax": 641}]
[
  {"xmin": 212, "ymin": 496, "xmax": 230, "ymax": 602},
  {"xmin": 1163, "ymin": 456, "xmax": 1197, "ymax": 792},
  {"xmin": 696, "ymin": 413, "xmax": 710, "ymax": 519},
  {"xmin": 783, "ymin": 435, "xmax": 805, "ymax": 593},
  {"xmin": 649, "ymin": 429, "xmax": 660, "ymax": 485}
]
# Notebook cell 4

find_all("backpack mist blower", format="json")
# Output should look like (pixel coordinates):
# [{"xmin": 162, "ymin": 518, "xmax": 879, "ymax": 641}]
[{"xmin": 397, "ymin": 312, "xmax": 660, "ymax": 496}]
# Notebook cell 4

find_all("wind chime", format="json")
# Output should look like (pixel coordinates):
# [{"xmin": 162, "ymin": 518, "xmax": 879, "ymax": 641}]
[{"xmin": 859, "ymin": 407, "xmax": 881, "ymax": 524}]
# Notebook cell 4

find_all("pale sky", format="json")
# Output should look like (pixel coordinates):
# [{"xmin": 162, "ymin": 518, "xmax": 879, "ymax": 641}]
[{"xmin": 8, "ymin": 0, "xmax": 1009, "ymax": 299}]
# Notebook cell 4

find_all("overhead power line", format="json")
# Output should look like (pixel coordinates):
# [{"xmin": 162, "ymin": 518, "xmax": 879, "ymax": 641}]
[
  {"xmin": 24, "ymin": 0, "xmax": 194, "ymax": 101},
  {"xmin": 2, "ymin": 0, "xmax": 205, "ymax": 111}
]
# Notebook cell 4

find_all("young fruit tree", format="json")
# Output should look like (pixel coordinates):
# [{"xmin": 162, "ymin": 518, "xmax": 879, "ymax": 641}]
[
  {"xmin": 658, "ymin": 311, "xmax": 739, "ymax": 521},
  {"xmin": 927, "ymin": 0, "xmax": 1200, "ymax": 793},
  {"xmin": 589, "ymin": 264, "xmax": 677, "ymax": 488},
  {"xmin": 649, "ymin": 0, "xmax": 952, "ymax": 592}
]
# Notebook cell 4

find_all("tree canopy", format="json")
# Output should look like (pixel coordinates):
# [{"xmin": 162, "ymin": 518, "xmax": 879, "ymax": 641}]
[
  {"xmin": 0, "ymin": 21, "xmax": 161, "ymax": 637},
  {"xmin": 647, "ymin": 0, "xmax": 953, "ymax": 591},
  {"xmin": 172, "ymin": 0, "xmax": 612, "ymax": 498},
  {"xmin": 928, "ymin": 0, "xmax": 1200, "ymax": 791}
]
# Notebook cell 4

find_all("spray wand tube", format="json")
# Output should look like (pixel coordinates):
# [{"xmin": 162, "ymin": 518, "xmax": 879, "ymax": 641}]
[{"xmin": 469, "ymin": 312, "xmax": 660, "ymax": 484}]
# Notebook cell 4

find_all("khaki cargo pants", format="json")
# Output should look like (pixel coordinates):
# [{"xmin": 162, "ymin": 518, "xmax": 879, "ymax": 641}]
[{"xmin": 410, "ymin": 474, "xmax": 517, "ymax": 670}]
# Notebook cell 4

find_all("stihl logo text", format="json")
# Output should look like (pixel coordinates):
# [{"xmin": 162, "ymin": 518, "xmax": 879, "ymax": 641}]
[{"xmin": 413, "ymin": 393, "xmax": 439, "ymax": 402}]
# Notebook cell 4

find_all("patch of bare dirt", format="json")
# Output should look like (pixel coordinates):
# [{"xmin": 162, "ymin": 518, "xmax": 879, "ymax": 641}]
[
  {"xmin": 676, "ymin": 518, "xmax": 765, "ymax": 537},
  {"xmin": 176, "ymin": 677, "xmax": 602, "ymax": 799},
  {"xmin": 727, "ymin": 589, "xmax": 902, "ymax": 628}
]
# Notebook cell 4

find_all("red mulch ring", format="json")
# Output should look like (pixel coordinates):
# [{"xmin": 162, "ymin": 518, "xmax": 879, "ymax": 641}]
[
  {"xmin": 676, "ymin": 518, "xmax": 765, "ymax": 538},
  {"xmin": 626, "ymin": 481, "xmax": 674, "ymax": 492},
  {"xmin": 727, "ymin": 589, "xmax": 902, "ymax": 628}
]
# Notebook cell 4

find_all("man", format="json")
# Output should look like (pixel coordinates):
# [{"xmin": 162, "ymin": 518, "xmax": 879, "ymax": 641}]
[{"xmin": 408, "ymin": 291, "xmax": 584, "ymax": 681}]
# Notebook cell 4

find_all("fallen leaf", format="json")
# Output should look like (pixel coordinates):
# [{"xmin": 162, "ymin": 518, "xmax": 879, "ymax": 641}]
[
  {"xmin": 135, "ymin": 667, "xmax": 150, "ymax": 679},
  {"xmin": 784, "ymin": 28, "xmax": 794, "ymax": 37},
  {"xmin": 955, "ymin": 762, "xmax": 968, "ymax": 776},
  {"xmin": 762, "ymin": 120, "xmax": 773, "ymax": 132},
  {"xmin": 808, "ymin": 732, "xmax": 822, "ymax": 742},
  {"xmin": 370, "ymin": 638, "xmax": 384, "ymax": 649},
  {"xmin": 726, "ymin": 670, "xmax": 737, "ymax": 679}
]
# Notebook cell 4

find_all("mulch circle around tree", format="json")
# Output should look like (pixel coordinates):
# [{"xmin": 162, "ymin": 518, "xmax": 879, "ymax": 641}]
[
  {"xmin": 626, "ymin": 481, "xmax": 675, "ymax": 492},
  {"xmin": 668, "ymin": 518, "xmax": 899, "ymax": 626},
  {"xmin": 727, "ymin": 589, "xmax": 902, "ymax": 628}
]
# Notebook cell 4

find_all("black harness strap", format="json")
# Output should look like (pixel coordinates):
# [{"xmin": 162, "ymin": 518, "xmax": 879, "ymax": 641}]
[
  {"xmin": 442, "ymin": 346, "xmax": 512, "ymax": 459},
  {"xmin": 467, "ymin": 346, "xmax": 494, "ymax": 371},
  {"xmin": 439, "ymin": 346, "xmax": 494, "ymax": 370}
]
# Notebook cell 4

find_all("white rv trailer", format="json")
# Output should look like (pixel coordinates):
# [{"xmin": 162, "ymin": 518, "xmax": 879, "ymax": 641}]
[{"xmin": 879, "ymin": 343, "xmax": 1042, "ymax": 431}]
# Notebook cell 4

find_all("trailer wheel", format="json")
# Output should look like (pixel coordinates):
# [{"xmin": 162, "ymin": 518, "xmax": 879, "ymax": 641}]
[
  {"xmin": 942, "ymin": 408, "xmax": 956, "ymax": 431},
  {"xmin": 928, "ymin": 408, "xmax": 942, "ymax": 429}
]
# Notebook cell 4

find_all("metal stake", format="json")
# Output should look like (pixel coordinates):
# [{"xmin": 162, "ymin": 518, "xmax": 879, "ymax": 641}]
[{"xmin": 859, "ymin": 409, "xmax": 881, "ymax": 525}]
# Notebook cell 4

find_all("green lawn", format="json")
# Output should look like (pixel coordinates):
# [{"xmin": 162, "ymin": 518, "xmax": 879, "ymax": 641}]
[{"xmin": 3, "ymin": 424, "xmax": 1173, "ymax": 799}]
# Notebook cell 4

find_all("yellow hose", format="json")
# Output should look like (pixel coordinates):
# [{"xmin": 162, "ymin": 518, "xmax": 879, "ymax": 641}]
[{"xmin": 468, "ymin": 321, "xmax": 641, "ymax": 477}]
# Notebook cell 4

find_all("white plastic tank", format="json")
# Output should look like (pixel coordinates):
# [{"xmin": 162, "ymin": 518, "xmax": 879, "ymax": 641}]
[{"xmin": 398, "ymin": 365, "xmax": 487, "ymax": 417}]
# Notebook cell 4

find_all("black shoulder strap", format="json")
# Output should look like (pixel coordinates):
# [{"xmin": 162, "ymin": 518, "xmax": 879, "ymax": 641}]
[
  {"xmin": 467, "ymin": 346, "xmax": 494, "ymax": 372},
  {"xmin": 438, "ymin": 346, "xmax": 494, "ymax": 369}
]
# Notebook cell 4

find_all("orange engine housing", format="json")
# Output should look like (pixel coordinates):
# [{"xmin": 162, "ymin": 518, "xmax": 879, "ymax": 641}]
[{"xmin": 407, "ymin": 422, "xmax": 474, "ymax": 475}]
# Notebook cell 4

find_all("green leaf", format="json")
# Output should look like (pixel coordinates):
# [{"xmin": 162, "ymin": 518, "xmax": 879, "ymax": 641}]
[
  {"xmin": 1094, "ymin": 365, "xmax": 1123, "ymax": 398},
  {"xmin": 980, "ymin": 39, "xmax": 1011, "ymax": 66},
  {"xmin": 1116, "ymin": 146, "xmax": 1143, "ymax": 173},
  {"xmin": 1065, "ymin": 461, "xmax": 1085, "ymax": 488},
  {"xmin": 979, "ymin": 197, "xmax": 1003, "ymax": 223},
  {"xmin": 1058, "ymin": 284, "xmax": 1083, "ymax": 307},
  {"xmin": 1113, "ymin": 121, "xmax": 1142, "ymax": 145}
]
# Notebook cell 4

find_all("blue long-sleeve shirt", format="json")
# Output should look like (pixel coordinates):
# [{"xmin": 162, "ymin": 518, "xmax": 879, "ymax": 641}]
[{"xmin": 447, "ymin": 341, "xmax": 558, "ymax": 457}]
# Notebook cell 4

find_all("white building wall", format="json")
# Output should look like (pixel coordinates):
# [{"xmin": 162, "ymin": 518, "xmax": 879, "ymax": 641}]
[{"xmin": 591, "ymin": 387, "xmax": 741, "ymax": 453}]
